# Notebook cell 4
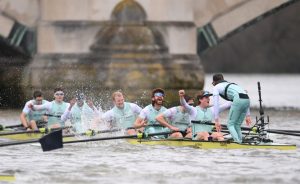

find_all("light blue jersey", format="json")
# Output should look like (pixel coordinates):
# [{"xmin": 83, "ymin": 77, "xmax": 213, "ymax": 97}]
[
  {"xmin": 23, "ymin": 100, "xmax": 48, "ymax": 122},
  {"xmin": 103, "ymin": 102, "xmax": 142, "ymax": 129},
  {"xmin": 47, "ymin": 101, "xmax": 69, "ymax": 127},
  {"xmin": 139, "ymin": 104, "xmax": 167, "ymax": 134},
  {"xmin": 162, "ymin": 106, "xmax": 190, "ymax": 131},
  {"xmin": 192, "ymin": 107, "xmax": 214, "ymax": 139}
]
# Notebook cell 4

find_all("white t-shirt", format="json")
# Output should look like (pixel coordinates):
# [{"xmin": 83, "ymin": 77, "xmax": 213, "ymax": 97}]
[
  {"xmin": 22, "ymin": 99, "xmax": 49, "ymax": 114},
  {"xmin": 102, "ymin": 102, "xmax": 142, "ymax": 123}
]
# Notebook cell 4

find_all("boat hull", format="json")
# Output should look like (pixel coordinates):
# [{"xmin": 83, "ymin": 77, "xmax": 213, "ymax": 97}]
[
  {"xmin": 0, "ymin": 130, "xmax": 44, "ymax": 140},
  {"xmin": 127, "ymin": 138, "xmax": 297, "ymax": 150}
]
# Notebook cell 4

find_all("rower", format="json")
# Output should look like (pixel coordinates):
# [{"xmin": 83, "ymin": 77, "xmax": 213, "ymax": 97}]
[
  {"xmin": 212, "ymin": 73, "xmax": 252, "ymax": 143},
  {"xmin": 179, "ymin": 89, "xmax": 231, "ymax": 141},
  {"xmin": 61, "ymin": 93, "xmax": 100, "ymax": 133},
  {"xmin": 134, "ymin": 88, "xmax": 168, "ymax": 137},
  {"xmin": 102, "ymin": 91, "xmax": 142, "ymax": 135},
  {"xmin": 29, "ymin": 87, "xmax": 70, "ymax": 128},
  {"xmin": 20, "ymin": 90, "xmax": 48, "ymax": 130},
  {"xmin": 156, "ymin": 94, "xmax": 194, "ymax": 139}
]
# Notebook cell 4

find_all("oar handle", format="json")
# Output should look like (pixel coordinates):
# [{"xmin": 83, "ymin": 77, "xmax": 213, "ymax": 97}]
[
  {"xmin": 0, "ymin": 124, "xmax": 23, "ymax": 130},
  {"xmin": 0, "ymin": 126, "xmax": 72, "ymax": 136},
  {"xmin": 44, "ymin": 114, "xmax": 61, "ymax": 118}
]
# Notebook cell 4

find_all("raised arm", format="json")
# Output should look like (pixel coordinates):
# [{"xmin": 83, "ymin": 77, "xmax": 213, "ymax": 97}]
[
  {"xmin": 61, "ymin": 98, "xmax": 76, "ymax": 122},
  {"xmin": 61, "ymin": 108, "xmax": 71, "ymax": 123},
  {"xmin": 179, "ymin": 90, "xmax": 196, "ymax": 117},
  {"xmin": 86, "ymin": 99, "xmax": 101, "ymax": 115},
  {"xmin": 32, "ymin": 102, "xmax": 51, "ymax": 111}
]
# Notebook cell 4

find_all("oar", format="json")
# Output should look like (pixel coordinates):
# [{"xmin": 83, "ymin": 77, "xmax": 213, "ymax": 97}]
[
  {"xmin": 267, "ymin": 129, "xmax": 300, "ymax": 134},
  {"xmin": 0, "ymin": 124, "xmax": 23, "ymax": 131},
  {"xmin": 0, "ymin": 121, "xmax": 48, "ymax": 131},
  {"xmin": 44, "ymin": 114, "xmax": 61, "ymax": 118},
  {"xmin": 63, "ymin": 128, "xmax": 121, "ymax": 137},
  {"xmin": 0, "ymin": 126, "xmax": 72, "ymax": 136},
  {"xmin": 39, "ymin": 129, "xmax": 173, "ymax": 152},
  {"xmin": 264, "ymin": 130, "xmax": 300, "ymax": 137},
  {"xmin": 0, "ymin": 128, "xmax": 123, "ymax": 148},
  {"xmin": 192, "ymin": 121, "xmax": 300, "ymax": 137},
  {"xmin": 0, "ymin": 139, "xmax": 39, "ymax": 147}
]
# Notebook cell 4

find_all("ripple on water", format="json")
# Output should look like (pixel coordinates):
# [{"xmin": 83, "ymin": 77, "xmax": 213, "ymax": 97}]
[{"xmin": 1, "ymin": 108, "xmax": 300, "ymax": 183}]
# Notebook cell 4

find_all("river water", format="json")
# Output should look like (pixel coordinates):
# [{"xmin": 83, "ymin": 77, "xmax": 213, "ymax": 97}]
[{"xmin": 0, "ymin": 74, "xmax": 300, "ymax": 184}]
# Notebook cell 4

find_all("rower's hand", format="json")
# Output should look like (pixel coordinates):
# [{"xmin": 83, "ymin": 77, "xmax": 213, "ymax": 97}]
[
  {"xmin": 140, "ymin": 119, "xmax": 148, "ymax": 127},
  {"xmin": 70, "ymin": 98, "xmax": 76, "ymax": 107},
  {"xmin": 178, "ymin": 90, "xmax": 185, "ymax": 97},
  {"xmin": 169, "ymin": 126, "xmax": 180, "ymax": 132},
  {"xmin": 24, "ymin": 127, "xmax": 31, "ymax": 131},
  {"xmin": 28, "ymin": 103, "xmax": 34, "ymax": 110},
  {"xmin": 186, "ymin": 127, "xmax": 192, "ymax": 133},
  {"xmin": 245, "ymin": 116, "xmax": 252, "ymax": 126},
  {"xmin": 215, "ymin": 120, "xmax": 222, "ymax": 132},
  {"xmin": 86, "ymin": 99, "xmax": 95, "ymax": 110}
]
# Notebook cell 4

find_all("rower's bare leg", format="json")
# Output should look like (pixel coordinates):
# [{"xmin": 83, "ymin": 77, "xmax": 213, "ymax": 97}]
[
  {"xmin": 50, "ymin": 123, "xmax": 61, "ymax": 129},
  {"xmin": 127, "ymin": 129, "xmax": 136, "ymax": 135},
  {"xmin": 169, "ymin": 132, "xmax": 183, "ymax": 139},
  {"xmin": 211, "ymin": 132, "xmax": 224, "ymax": 141},
  {"xmin": 185, "ymin": 132, "xmax": 192, "ymax": 139},
  {"xmin": 29, "ymin": 120, "xmax": 38, "ymax": 130},
  {"xmin": 196, "ymin": 132, "xmax": 209, "ymax": 140}
]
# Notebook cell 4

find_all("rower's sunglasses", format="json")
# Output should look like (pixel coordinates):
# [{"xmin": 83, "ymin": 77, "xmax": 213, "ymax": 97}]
[
  {"xmin": 198, "ymin": 91, "xmax": 212, "ymax": 100},
  {"xmin": 154, "ymin": 92, "xmax": 164, "ymax": 97},
  {"xmin": 55, "ymin": 92, "xmax": 64, "ymax": 96},
  {"xmin": 203, "ymin": 91, "xmax": 211, "ymax": 96}
]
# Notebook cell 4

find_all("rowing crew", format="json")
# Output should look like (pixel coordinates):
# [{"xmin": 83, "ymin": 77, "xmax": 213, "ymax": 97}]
[{"xmin": 20, "ymin": 73, "xmax": 252, "ymax": 143}]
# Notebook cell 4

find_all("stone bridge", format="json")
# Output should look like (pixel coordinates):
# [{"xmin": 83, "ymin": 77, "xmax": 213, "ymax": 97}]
[{"xmin": 0, "ymin": 0, "xmax": 298, "ymax": 107}]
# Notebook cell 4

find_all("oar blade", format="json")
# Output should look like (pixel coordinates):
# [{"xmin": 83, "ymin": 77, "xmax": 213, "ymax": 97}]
[{"xmin": 39, "ymin": 129, "xmax": 63, "ymax": 152}]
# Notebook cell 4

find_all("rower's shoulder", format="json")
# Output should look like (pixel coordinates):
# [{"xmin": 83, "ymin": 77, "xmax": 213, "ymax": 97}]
[{"xmin": 42, "ymin": 100, "xmax": 49, "ymax": 104}]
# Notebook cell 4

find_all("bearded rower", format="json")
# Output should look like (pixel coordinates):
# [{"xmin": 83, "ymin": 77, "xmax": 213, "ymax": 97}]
[
  {"xmin": 103, "ymin": 91, "xmax": 142, "ymax": 135},
  {"xmin": 20, "ymin": 90, "xmax": 48, "ymax": 130},
  {"xmin": 134, "ymin": 88, "xmax": 168, "ymax": 136},
  {"xmin": 30, "ymin": 87, "xmax": 70, "ymax": 128}
]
